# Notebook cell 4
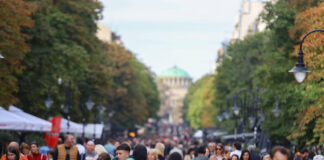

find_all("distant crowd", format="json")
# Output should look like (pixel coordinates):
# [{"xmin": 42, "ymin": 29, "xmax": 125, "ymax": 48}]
[{"xmin": 1, "ymin": 134, "xmax": 323, "ymax": 160}]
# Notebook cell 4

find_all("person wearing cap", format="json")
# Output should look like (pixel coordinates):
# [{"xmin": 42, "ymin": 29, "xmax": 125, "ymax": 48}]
[{"xmin": 27, "ymin": 142, "xmax": 47, "ymax": 160}]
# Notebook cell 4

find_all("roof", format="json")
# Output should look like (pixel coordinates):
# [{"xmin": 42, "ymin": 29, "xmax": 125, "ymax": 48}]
[{"xmin": 159, "ymin": 66, "xmax": 190, "ymax": 78}]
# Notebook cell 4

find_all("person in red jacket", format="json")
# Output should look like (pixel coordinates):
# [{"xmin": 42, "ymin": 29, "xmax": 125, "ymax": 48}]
[{"xmin": 27, "ymin": 142, "xmax": 47, "ymax": 160}]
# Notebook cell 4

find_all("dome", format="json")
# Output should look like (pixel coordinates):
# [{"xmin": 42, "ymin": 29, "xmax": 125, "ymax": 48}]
[{"xmin": 159, "ymin": 66, "xmax": 191, "ymax": 78}]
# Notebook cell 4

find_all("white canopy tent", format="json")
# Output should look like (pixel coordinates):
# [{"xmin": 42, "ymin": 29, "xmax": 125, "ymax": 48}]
[
  {"xmin": 9, "ymin": 105, "xmax": 52, "ymax": 132},
  {"xmin": 59, "ymin": 118, "xmax": 83, "ymax": 133},
  {"xmin": 80, "ymin": 124, "xmax": 104, "ymax": 139},
  {"xmin": 0, "ymin": 107, "xmax": 34, "ymax": 131}
]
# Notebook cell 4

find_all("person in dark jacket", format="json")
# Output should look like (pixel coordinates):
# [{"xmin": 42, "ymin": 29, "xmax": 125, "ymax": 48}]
[
  {"xmin": 247, "ymin": 145, "xmax": 260, "ymax": 160},
  {"xmin": 132, "ymin": 144, "xmax": 147, "ymax": 160}
]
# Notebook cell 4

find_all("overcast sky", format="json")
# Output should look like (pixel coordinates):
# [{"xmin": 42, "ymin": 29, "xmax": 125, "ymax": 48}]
[{"xmin": 99, "ymin": 0, "xmax": 241, "ymax": 80}]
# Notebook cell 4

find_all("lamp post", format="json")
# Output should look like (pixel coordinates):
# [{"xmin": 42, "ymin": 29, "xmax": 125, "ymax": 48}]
[
  {"xmin": 289, "ymin": 29, "xmax": 324, "ymax": 83},
  {"xmin": 58, "ymin": 78, "xmax": 73, "ymax": 133}
]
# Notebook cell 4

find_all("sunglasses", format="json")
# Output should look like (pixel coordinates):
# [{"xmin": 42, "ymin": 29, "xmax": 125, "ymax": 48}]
[{"xmin": 216, "ymin": 148, "xmax": 223, "ymax": 151}]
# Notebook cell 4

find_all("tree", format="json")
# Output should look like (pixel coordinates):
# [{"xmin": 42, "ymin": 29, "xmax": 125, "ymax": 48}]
[
  {"xmin": 184, "ymin": 74, "xmax": 215, "ymax": 129},
  {"xmin": 288, "ymin": 1, "xmax": 324, "ymax": 145},
  {"xmin": 0, "ymin": 0, "xmax": 35, "ymax": 106}
]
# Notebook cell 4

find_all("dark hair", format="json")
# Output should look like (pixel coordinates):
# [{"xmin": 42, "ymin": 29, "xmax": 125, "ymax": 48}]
[
  {"xmin": 300, "ymin": 148, "xmax": 309, "ymax": 154},
  {"xmin": 168, "ymin": 152, "xmax": 182, "ymax": 160},
  {"xmin": 47, "ymin": 150, "xmax": 54, "ymax": 156},
  {"xmin": 116, "ymin": 143, "xmax": 131, "ymax": 153},
  {"xmin": 187, "ymin": 148, "xmax": 195, "ymax": 154},
  {"xmin": 133, "ymin": 144, "xmax": 147, "ymax": 160},
  {"xmin": 234, "ymin": 142, "xmax": 242, "ymax": 150},
  {"xmin": 30, "ymin": 141, "xmax": 39, "ymax": 147},
  {"xmin": 6, "ymin": 146, "xmax": 20, "ymax": 160},
  {"xmin": 77, "ymin": 137, "xmax": 83, "ymax": 144},
  {"xmin": 240, "ymin": 150, "xmax": 251, "ymax": 160},
  {"xmin": 197, "ymin": 145, "xmax": 206, "ymax": 154},
  {"xmin": 231, "ymin": 154, "xmax": 239, "ymax": 160},
  {"xmin": 270, "ymin": 146, "xmax": 291, "ymax": 160},
  {"xmin": 98, "ymin": 152, "xmax": 111, "ymax": 160}
]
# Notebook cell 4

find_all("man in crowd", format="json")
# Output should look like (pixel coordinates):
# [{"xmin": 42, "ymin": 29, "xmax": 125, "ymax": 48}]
[
  {"xmin": 208, "ymin": 142, "xmax": 216, "ymax": 156},
  {"xmin": 248, "ymin": 145, "xmax": 260, "ymax": 160},
  {"xmin": 270, "ymin": 146, "xmax": 291, "ymax": 160},
  {"xmin": 193, "ymin": 146, "xmax": 208, "ymax": 160},
  {"xmin": 53, "ymin": 134, "xmax": 80, "ymax": 160},
  {"xmin": 300, "ymin": 148, "xmax": 312, "ymax": 160},
  {"xmin": 81, "ymin": 141, "xmax": 96, "ymax": 160},
  {"xmin": 114, "ymin": 144, "xmax": 131, "ymax": 160},
  {"xmin": 230, "ymin": 142, "xmax": 242, "ymax": 159},
  {"xmin": 76, "ymin": 138, "xmax": 85, "ymax": 155},
  {"xmin": 104, "ymin": 140, "xmax": 115, "ymax": 157}
]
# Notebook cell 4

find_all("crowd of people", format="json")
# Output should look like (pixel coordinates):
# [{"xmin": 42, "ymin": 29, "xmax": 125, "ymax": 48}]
[{"xmin": 0, "ymin": 134, "xmax": 323, "ymax": 160}]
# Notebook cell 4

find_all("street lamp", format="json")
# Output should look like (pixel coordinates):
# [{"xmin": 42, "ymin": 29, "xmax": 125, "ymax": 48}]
[
  {"xmin": 0, "ymin": 54, "xmax": 4, "ymax": 59},
  {"xmin": 289, "ymin": 29, "xmax": 324, "ymax": 83},
  {"xmin": 45, "ymin": 90, "xmax": 53, "ymax": 109},
  {"xmin": 86, "ymin": 96, "xmax": 95, "ymax": 110},
  {"xmin": 272, "ymin": 104, "xmax": 281, "ymax": 118}
]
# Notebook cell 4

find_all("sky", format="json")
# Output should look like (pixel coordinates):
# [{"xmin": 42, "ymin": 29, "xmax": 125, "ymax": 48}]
[{"xmin": 99, "ymin": 0, "xmax": 241, "ymax": 80}]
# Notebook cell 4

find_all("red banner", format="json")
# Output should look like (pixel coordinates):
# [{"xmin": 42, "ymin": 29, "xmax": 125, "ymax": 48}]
[{"xmin": 45, "ymin": 117, "xmax": 61, "ymax": 149}]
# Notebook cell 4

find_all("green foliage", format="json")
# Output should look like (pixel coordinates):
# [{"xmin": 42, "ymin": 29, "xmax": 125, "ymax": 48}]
[
  {"xmin": 184, "ymin": 74, "xmax": 215, "ymax": 129},
  {"xmin": 0, "ymin": 0, "xmax": 160, "ymax": 130}
]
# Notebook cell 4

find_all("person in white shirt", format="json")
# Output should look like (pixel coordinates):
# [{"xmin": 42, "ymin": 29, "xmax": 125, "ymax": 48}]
[
  {"xmin": 76, "ymin": 137, "xmax": 86, "ymax": 155},
  {"xmin": 230, "ymin": 142, "xmax": 242, "ymax": 159}
]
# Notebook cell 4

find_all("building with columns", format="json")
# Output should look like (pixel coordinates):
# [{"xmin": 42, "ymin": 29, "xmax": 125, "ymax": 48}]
[{"xmin": 156, "ymin": 66, "xmax": 192, "ymax": 125}]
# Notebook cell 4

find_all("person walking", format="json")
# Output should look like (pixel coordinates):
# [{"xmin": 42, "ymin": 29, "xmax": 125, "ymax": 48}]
[
  {"xmin": 132, "ymin": 144, "xmax": 147, "ymax": 160},
  {"xmin": 230, "ymin": 142, "xmax": 242, "ymax": 159},
  {"xmin": 155, "ymin": 143, "xmax": 165, "ymax": 160},
  {"xmin": 27, "ymin": 142, "xmax": 47, "ymax": 160},
  {"xmin": 53, "ymin": 134, "xmax": 80, "ymax": 160},
  {"xmin": 81, "ymin": 141, "xmax": 96, "ymax": 160},
  {"xmin": 210, "ymin": 143, "xmax": 226, "ymax": 160},
  {"xmin": 192, "ymin": 146, "xmax": 209, "ymax": 160},
  {"xmin": 20, "ymin": 143, "xmax": 30, "ymax": 157},
  {"xmin": 247, "ymin": 145, "xmax": 260, "ymax": 160},
  {"xmin": 1, "ymin": 142, "xmax": 28, "ymax": 160},
  {"xmin": 76, "ymin": 138, "xmax": 85, "ymax": 155}
]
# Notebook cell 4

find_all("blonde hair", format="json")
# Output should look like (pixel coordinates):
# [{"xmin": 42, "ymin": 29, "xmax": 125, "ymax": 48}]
[
  {"xmin": 155, "ymin": 143, "xmax": 165, "ymax": 157},
  {"xmin": 95, "ymin": 144, "xmax": 108, "ymax": 155},
  {"xmin": 148, "ymin": 149, "xmax": 158, "ymax": 160},
  {"xmin": 263, "ymin": 154, "xmax": 271, "ymax": 160}
]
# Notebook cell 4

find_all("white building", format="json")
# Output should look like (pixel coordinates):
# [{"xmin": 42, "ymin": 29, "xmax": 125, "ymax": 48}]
[{"xmin": 232, "ymin": 0, "xmax": 275, "ymax": 40}]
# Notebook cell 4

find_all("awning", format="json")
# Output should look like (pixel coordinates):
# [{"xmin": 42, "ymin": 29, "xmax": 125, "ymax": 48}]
[
  {"xmin": 9, "ymin": 106, "xmax": 52, "ymax": 132},
  {"xmin": 0, "ymin": 107, "xmax": 34, "ymax": 131}
]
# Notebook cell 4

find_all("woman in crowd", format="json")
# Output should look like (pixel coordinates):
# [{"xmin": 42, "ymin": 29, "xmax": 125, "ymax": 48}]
[
  {"xmin": 210, "ymin": 143, "xmax": 226, "ymax": 160},
  {"xmin": 97, "ymin": 153, "xmax": 111, "ymax": 160},
  {"xmin": 27, "ymin": 142, "xmax": 47, "ymax": 160},
  {"xmin": 147, "ymin": 149, "xmax": 158, "ymax": 160},
  {"xmin": 20, "ymin": 143, "xmax": 30, "ymax": 157},
  {"xmin": 155, "ymin": 143, "xmax": 165, "ymax": 160},
  {"xmin": 240, "ymin": 150, "xmax": 251, "ymax": 160},
  {"xmin": 184, "ymin": 148, "xmax": 195, "ymax": 160},
  {"xmin": 231, "ymin": 155, "xmax": 239, "ymax": 160},
  {"xmin": 6, "ymin": 147, "xmax": 20, "ymax": 160}
]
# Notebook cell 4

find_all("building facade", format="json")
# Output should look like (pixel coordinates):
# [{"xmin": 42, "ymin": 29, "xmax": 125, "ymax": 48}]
[
  {"xmin": 156, "ymin": 66, "xmax": 192, "ymax": 125},
  {"xmin": 232, "ymin": 0, "xmax": 276, "ymax": 40}
]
